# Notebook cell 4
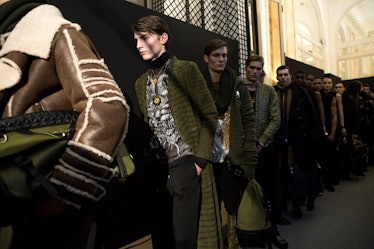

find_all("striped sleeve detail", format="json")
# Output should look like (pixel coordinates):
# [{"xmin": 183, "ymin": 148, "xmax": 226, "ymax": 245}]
[
  {"xmin": 60, "ymin": 147, "xmax": 116, "ymax": 182},
  {"xmin": 50, "ymin": 165, "xmax": 107, "ymax": 208}
]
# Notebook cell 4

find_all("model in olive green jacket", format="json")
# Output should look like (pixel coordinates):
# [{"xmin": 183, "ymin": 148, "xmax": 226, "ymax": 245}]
[
  {"xmin": 135, "ymin": 56, "xmax": 223, "ymax": 248},
  {"xmin": 202, "ymin": 67, "xmax": 258, "ymax": 178},
  {"xmin": 135, "ymin": 56, "xmax": 217, "ymax": 162}
]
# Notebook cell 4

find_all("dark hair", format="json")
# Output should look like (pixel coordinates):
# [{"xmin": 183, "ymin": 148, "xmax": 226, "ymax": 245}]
[
  {"xmin": 306, "ymin": 74, "xmax": 315, "ymax": 79},
  {"xmin": 245, "ymin": 55, "xmax": 264, "ymax": 67},
  {"xmin": 204, "ymin": 39, "xmax": 228, "ymax": 56},
  {"xmin": 276, "ymin": 65, "xmax": 291, "ymax": 75},
  {"xmin": 347, "ymin": 80, "xmax": 362, "ymax": 95},
  {"xmin": 333, "ymin": 82, "xmax": 344, "ymax": 87},
  {"xmin": 362, "ymin": 83, "xmax": 371, "ymax": 88},
  {"xmin": 132, "ymin": 15, "xmax": 171, "ymax": 48}
]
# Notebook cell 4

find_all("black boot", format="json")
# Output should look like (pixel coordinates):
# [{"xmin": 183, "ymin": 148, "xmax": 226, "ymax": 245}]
[
  {"xmin": 272, "ymin": 232, "xmax": 289, "ymax": 249},
  {"xmin": 292, "ymin": 205, "xmax": 302, "ymax": 219}
]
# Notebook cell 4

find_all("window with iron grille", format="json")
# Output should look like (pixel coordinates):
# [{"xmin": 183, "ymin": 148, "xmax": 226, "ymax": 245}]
[{"xmin": 152, "ymin": 0, "xmax": 252, "ymax": 77}]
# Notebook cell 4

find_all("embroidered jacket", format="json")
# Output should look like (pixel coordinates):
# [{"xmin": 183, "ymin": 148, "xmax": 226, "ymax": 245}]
[
  {"xmin": 229, "ymin": 78, "xmax": 258, "ymax": 178},
  {"xmin": 247, "ymin": 80, "xmax": 281, "ymax": 146},
  {"xmin": 135, "ymin": 56, "xmax": 217, "ymax": 162},
  {"xmin": 0, "ymin": 5, "xmax": 129, "ymax": 207},
  {"xmin": 202, "ymin": 67, "xmax": 257, "ymax": 178},
  {"xmin": 135, "ymin": 56, "xmax": 224, "ymax": 248}
]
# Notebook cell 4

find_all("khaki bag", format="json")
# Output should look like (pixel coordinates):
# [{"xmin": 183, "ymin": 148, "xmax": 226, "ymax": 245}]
[
  {"xmin": 235, "ymin": 179, "xmax": 272, "ymax": 248},
  {"xmin": 0, "ymin": 110, "xmax": 134, "ymax": 227}
]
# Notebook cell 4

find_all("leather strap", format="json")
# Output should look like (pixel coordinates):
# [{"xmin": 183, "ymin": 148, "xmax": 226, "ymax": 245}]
[
  {"xmin": 0, "ymin": 110, "xmax": 78, "ymax": 134},
  {"xmin": 14, "ymin": 155, "xmax": 58, "ymax": 197}
]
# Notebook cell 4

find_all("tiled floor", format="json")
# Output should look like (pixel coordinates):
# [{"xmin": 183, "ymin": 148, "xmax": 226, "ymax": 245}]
[
  {"xmin": 119, "ymin": 203, "xmax": 228, "ymax": 249},
  {"xmin": 119, "ymin": 234, "xmax": 152, "ymax": 249},
  {"xmin": 120, "ymin": 165, "xmax": 374, "ymax": 249}
]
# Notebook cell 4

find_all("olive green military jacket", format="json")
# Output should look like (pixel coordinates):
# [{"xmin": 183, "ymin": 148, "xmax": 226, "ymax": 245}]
[
  {"xmin": 135, "ymin": 56, "xmax": 223, "ymax": 248},
  {"xmin": 135, "ymin": 56, "xmax": 217, "ymax": 162}
]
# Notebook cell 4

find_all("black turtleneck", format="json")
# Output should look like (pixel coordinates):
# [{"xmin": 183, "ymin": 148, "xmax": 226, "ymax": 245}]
[{"xmin": 148, "ymin": 52, "xmax": 170, "ymax": 70}]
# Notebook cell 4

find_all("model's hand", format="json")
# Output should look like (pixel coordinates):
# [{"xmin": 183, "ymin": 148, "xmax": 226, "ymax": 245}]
[
  {"xmin": 327, "ymin": 133, "xmax": 335, "ymax": 144},
  {"xmin": 256, "ymin": 142, "xmax": 264, "ymax": 154},
  {"xmin": 341, "ymin": 127, "xmax": 347, "ymax": 137},
  {"xmin": 195, "ymin": 163, "xmax": 203, "ymax": 176}
]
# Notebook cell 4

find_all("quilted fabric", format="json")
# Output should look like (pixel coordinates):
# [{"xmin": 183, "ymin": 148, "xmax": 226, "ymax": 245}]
[{"xmin": 0, "ymin": 110, "xmax": 78, "ymax": 134}]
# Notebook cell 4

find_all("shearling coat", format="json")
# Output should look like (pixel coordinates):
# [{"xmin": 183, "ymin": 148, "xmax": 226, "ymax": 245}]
[
  {"xmin": 135, "ymin": 56, "xmax": 223, "ymax": 248},
  {"xmin": 0, "ymin": 5, "xmax": 129, "ymax": 208}
]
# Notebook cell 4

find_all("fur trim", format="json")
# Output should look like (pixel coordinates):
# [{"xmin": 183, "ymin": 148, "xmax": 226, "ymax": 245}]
[
  {"xmin": 50, "ymin": 165, "xmax": 106, "ymax": 201},
  {"xmin": 62, "ymin": 147, "xmax": 116, "ymax": 182},
  {"xmin": 68, "ymin": 140, "xmax": 113, "ymax": 162},
  {"xmin": 60, "ymin": 28, "xmax": 130, "ymax": 146},
  {"xmin": 0, "ymin": 58, "xmax": 21, "ymax": 91},
  {"xmin": 0, "ymin": 5, "xmax": 77, "ymax": 59},
  {"xmin": 58, "ymin": 197, "xmax": 81, "ymax": 209},
  {"xmin": 0, "ymin": 5, "xmax": 80, "ymax": 90},
  {"xmin": 82, "ymin": 68, "xmax": 112, "ymax": 77}
]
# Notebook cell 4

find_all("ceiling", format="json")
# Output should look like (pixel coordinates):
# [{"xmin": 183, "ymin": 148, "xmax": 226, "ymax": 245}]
[
  {"xmin": 294, "ymin": 0, "xmax": 374, "ymax": 39},
  {"xmin": 347, "ymin": 0, "xmax": 374, "ymax": 37},
  {"xmin": 294, "ymin": 0, "xmax": 374, "ymax": 79}
]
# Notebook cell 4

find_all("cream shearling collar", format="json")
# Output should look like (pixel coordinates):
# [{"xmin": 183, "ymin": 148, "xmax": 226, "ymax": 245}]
[
  {"xmin": 0, "ymin": 4, "xmax": 80, "ymax": 91},
  {"xmin": 0, "ymin": 4, "xmax": 77, "ymax": 58}
]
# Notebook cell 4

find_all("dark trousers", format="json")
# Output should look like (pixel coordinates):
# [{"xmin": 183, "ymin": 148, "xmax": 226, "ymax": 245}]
[
  {"xmin": 319, "ymin": 138, "xmax": 339, "ymax": 186},
  {"xmin": 292, "ymin": 165, "xmax": 318, "ymax": 207},
  {"xmin": 256, "ymin": 144, "xmax": 282, "ymax": 236},
  {"xmin": 326, "ymin": 142, "xmax": 340, "ymax": 185},
  {"xmin": 167, "ymin": 155, "xmax": 201, "ymax": 249},
  {"xmin": 11, "ymin": 205, "xmax": 96, "ymax": 249},
  {"xmin": 146, "ymin": 157, "xmax": 174, "ymax": 249},
  {"xmin": 213, "ymin": 162, "xmax": 245, "ymax": 216},
  {"xmin": 277, "ymin": 145, "xmax": 292, "ymax": 211}
]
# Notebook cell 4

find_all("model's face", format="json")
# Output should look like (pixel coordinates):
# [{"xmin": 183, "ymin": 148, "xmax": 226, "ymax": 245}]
[
  {"xmin": 362, "ymin": 86, "xmax": 371, "ymax": 94},
  {"xmin": 204, "ymin": 46, "xmax": 228, "ymax": 74},
  {"xmin": 276, "ymin": 69, "xmax": 292, "ymax": 87},
  {"xmin": 245, "ymin": 61, "xmax": 263, "ymax": 83},
  {"xmin": 294, "ymin": 73, "xmax": 305, "ymax": 86},
  {"xmin": 311, "ymin": 79, "xmax": 323, "ymax": 91},
  {"xmin": 305, "ymin": 75, "xmax": 314, "ymax": 88},
  {"xmin": 334, "ymin": 83, "xmax": 345, "ymax": 94},
  {"xmin": 323, "ymin": 78, "xmax": 333, "ymax": 93},
  {"xmin": 134, "ymin": 31, "xmax": 167, "ymax": 61}
]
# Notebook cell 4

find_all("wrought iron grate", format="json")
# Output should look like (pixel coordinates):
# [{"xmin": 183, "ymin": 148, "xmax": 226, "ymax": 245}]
[{"xmin": 153, "ymin": 0, "xmax": 250, "ymax": 76}]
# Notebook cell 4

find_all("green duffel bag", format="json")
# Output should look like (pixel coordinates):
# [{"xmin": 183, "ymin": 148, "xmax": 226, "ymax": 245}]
[
  {"xmin": 0, "ymin": 111, "xmax": 77, "ymax": 227},
  {"xmin": 0, "ymin": 111, "xmax": 78, "ymax": 198},
  {"xmin": 0, "ymin": 110, "xmax": 135, "ymax": 227},
  {"xmin": 235, "ymin": 178, "xmax": 272, "ymax": 248}
]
